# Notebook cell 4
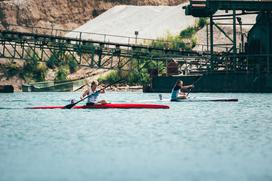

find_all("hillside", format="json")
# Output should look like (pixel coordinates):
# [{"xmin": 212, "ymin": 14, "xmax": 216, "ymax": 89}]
[{"xmin": 0, "ymin": 0, "xmax": 185, "ymax": 31}]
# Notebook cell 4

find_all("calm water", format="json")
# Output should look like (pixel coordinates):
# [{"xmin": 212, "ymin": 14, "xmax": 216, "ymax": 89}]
[{"xmin": 0, "ymin": 92, "xmax": 272, "ymax": 181}]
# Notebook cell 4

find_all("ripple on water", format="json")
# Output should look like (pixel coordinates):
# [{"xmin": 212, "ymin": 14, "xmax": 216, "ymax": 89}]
[{"xmin": 0, "ymin": 92, "xmax": 272, "ymax": 181}]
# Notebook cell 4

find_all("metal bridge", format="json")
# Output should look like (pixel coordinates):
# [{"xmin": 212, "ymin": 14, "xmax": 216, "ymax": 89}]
[
  {"xmin": 185, "ymin": 0, "xmax": 272, "ymax": 17},
  {"xmin": 0, "ymin": 24, "xmax": 265, "ymax": 77},
  {"xmin": 184, "ymin": 0, "xmax": 272, "ymax": 73},
  {"xmin": 0, "ymin": 24, "xmax": 206, "ymax": 74},
  {"xmin": 1, "ymin": 4, "xmax": 271, "ymax": 78}
]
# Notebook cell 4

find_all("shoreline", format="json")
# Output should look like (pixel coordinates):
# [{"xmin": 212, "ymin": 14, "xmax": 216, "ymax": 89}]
[{"xmin": 1, "ymin": 85, "xmax": 143, "ymax": 93}]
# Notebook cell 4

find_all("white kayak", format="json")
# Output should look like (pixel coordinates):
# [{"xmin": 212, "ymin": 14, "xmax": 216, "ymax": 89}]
[
  {"xmin": 170, "ymin": 97, "xmax": 238, "ymax": 102},
  {"xmin": 121, "ymin": 96, "xmax": 238, "ymax": 103},
  {"xmin": 157, "ymin": 94, "xmax": 238, "ymax": 102}
]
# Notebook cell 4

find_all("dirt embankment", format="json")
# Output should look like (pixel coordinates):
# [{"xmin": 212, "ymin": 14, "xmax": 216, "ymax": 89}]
[
  {"xmin": 0, "ymin": 0, "xmax": 185, "ymax": 32},
  {"xmin": 0, "ymin": 0, "xmax": 186, "ymax": 91}
]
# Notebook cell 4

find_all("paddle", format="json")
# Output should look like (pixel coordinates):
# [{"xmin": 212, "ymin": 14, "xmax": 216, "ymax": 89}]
[
  {"xmin": 64, "ymin": 79, "xmax": 124, "ymax": 109},
  {"xmin": 73, "ymin": 69, "xmax": 101, "ymax": 92},
  {"xmin": 74, "ymin": 83, "xmax": 87, "ymax": 92},
  {"xmin": 186, "ymin": 75, "xmax": 203, "ymax": 97}
]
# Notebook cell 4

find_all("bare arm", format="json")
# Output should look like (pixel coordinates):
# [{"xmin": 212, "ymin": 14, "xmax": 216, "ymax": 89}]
[
  {"xmin": 98, "ymin": 87, "xmax": 105, "ymax": 93},
  {"xmin": 180, "ymin": 85, "xmax": 194, "ymax": 91},
  {"xmin": 81, "ymin": 89, "xmax": 89, "ymax": 99}
]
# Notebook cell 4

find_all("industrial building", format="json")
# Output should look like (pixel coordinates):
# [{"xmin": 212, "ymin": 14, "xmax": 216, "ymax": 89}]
[{"xmin": 150, "ymin": 0, "xmax": 272, "ymax": 92}]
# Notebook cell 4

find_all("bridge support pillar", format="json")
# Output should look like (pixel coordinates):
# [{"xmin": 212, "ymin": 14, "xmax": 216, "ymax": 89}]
[
  {"xmin": 209, "ymin": 15, "xmax": 214, "ymax": 71},
  {"xmin": 233, "ymin": 10, "xmax": 237, "ymax": 71}
]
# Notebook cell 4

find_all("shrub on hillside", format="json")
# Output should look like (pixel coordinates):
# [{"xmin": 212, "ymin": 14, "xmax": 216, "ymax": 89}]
[
  {"xmin": 191, "ymin": 36, "xmax": 197, "ymax": 48},
  {"xmin": 47, "ymin": 51, "xmax": 60, "ymax": 68},
  {"xmin": 6, "ymin": 63, "xmax": 21, "ymax": 77},
  {"xmin": 98, "ymin": 70, "xmax": 120, "ymax": 85},
  {"xmin": 127, "ymin": 69, "xmax": 150, "ymax": 85},
  {"xmin": 22, "ymin": 49, "xmax": 47, "ymax": 82},
  {"xmin": 151, "ymin": 34, "xmax": 187, "ymax": 50},
  {"xmin": 24, "ymin": 49, "xmax": 39, "ymax": 72},
  {"xmin": 55, "ymin": 66, "xmax": 69, "ymax": 81},
  {"xmin": 197, "ymin": 18, "xmax": 208, "ymax": 29},
  {"xmin": 98, "ymin": 68, "xmax": 151, "ymax": 86},
  {"xmin": 67, "ymin": 58, "xmax": 78, "ymax": 73},
  {"xmin": 35, "ymin": 63, "xmax": 47, "ymax": 81},
  {"xmin": 180, "ymin": 26, "xmax": 196, "ymax": 38}
]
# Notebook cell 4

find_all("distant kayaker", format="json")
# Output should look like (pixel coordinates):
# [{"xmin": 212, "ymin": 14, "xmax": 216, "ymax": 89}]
[
  {"xmin": 81, "ymin": 80, "xmax": 107, "ymax": 105},
  {"xmin": 171, "ymin": 80, "xmax": 194, "ymax": 101}
]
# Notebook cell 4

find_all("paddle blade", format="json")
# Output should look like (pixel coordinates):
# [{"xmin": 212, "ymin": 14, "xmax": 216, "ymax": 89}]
[{"xmin": 64, "ymin": 103, "xmax": 76, "ymax": 109}]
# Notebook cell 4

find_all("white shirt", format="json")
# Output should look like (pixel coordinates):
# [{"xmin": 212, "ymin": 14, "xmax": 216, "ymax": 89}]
[{"xmin": 87, "ymin": 88, "xmax": 100, "ymax": 103}]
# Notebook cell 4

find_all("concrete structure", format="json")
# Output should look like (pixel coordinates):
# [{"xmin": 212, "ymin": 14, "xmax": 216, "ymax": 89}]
[{"xmin": 66, "ymin": 4, "xmax": 196, "ymax": 44}]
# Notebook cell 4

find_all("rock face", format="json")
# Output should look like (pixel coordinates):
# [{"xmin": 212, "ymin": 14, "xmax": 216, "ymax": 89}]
[{"xmin": 0, "ymin": 0, "xmax": 184, "ymax": 31}]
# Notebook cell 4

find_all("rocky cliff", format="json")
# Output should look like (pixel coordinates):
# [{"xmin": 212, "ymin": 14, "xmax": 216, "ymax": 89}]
[{"xmin": 0, "ymin": 0, "xmax": 184, "ymax": 31}]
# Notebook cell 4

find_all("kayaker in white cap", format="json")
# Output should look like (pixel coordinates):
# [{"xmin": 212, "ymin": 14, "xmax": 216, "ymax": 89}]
[
  {"xmin": 170, "ymin": 80, "xmax": 194, "ymax": 101},
  {"xmin": 81, "ymin": 80, "xmax": 107, "ymax": 105}
]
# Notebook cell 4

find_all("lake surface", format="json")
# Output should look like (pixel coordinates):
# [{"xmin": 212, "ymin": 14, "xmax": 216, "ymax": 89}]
[{"xmin": 0, "ymin": 92, "xmax": 272, "ymax": 181}]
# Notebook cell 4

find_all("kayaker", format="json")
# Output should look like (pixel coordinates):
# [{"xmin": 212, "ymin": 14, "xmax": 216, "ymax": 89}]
[
  {"xmin": 171, "ymin": 80, "xmax": 194, "ymax": 101},
  {"xmin": 81, "ymin": 80, "xmax": 107, "ymax": 105}
]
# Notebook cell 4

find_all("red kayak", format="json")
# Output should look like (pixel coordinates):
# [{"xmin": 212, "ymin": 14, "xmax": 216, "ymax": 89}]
[{"xmin": 28, "ymin": 103, "xmax": 169, "ymax": 109}]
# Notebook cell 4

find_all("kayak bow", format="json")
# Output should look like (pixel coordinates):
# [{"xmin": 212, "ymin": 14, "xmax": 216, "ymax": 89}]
[{"xmin": 27, "ymin": 103, "xmax": 169, "ymax": 109}]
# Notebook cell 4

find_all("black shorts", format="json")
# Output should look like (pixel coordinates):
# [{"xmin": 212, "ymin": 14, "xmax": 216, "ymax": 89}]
[{"xmin": 86, "ymin": 102, "xmax": 95, "ymax": 106}]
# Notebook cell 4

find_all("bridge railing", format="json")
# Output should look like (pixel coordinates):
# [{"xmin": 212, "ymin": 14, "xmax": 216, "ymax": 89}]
[{"xmin": 1, "ymin": 23, "xmax": 192, "ymax": 49}]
